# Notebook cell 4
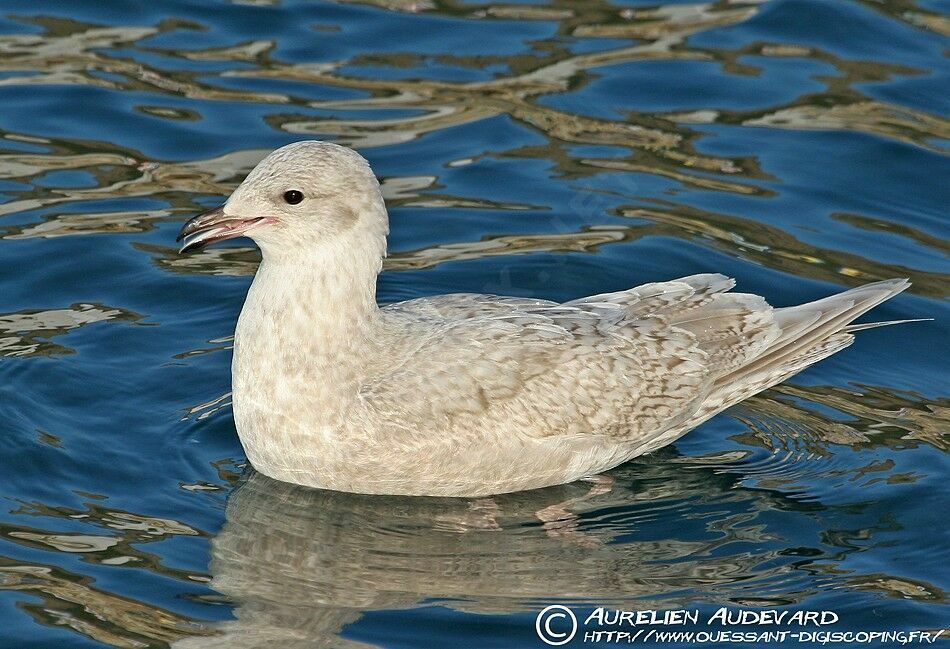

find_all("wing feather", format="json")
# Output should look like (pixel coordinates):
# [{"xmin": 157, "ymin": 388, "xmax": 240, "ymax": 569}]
[
  {"xmin": 363, "ymin": 276, "xmax": 909, "ymax": 455},
  {"xmin": 367, "ymin": 280, "xmax": 721, "ymax": 442}
]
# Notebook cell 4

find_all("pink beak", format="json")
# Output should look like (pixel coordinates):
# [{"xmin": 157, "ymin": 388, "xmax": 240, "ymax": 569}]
[{"xmin": 176, "ymin": 205, "xmax": 272, "ymax": 253}]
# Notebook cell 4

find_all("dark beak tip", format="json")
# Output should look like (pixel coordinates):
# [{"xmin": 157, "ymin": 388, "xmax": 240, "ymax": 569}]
[{"xmin": 176, "ymin": 204, "xmax": 225, "ymax": 249}]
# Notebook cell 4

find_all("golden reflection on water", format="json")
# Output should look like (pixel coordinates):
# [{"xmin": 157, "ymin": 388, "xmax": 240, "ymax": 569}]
[
  {"xmin": 0, "ymin": 500, "xmax": 216, "ymax": 647},
  {"xmin": 0, "ymin": 1, "xmax": 946, "ymax": 256},
  {"xmin": 141, "ymin": 200, "xmax": 949, "ymax": 299},
  {"xmin": 0, "ymin": 380, "xmax": 943, "ymax": 646},
  {"xmin": 762, "ymin": 384, "xmax": 950, "ymax": 452},
  {"xmin": 0, "ymin": 557, "xmax": 216, "ymax": 648},
  {"xmin": 0, "ymin": 304, "xmax": 139, "ymax": 357},
  {"xmin": 169, "ymin": 436, "xmax": 945, "ymax": 648},
  {"xmin": 0, "ymin": 1, "xmax": 947, "ymax": 646}
]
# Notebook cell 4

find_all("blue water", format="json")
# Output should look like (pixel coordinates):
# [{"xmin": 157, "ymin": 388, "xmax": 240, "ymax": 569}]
[{"xmin": 0, "ymin": 1, "xmax": 947, "ymax": 647}]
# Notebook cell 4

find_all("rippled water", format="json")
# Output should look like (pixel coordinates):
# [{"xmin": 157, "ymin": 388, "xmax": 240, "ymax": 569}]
[{"xmin": 0, "ymin": 1, "xmax": 947, "ymax": 647}]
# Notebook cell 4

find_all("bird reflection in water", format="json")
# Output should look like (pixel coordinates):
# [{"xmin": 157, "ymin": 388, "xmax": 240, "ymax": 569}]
[{"xmin": 176, "ymin": 455, "xmax": 823, "ymax": 648}]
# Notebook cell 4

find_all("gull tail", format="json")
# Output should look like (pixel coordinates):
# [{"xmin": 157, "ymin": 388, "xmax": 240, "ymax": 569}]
[{"xmin": 681, "ymin": 278, "xmax": 915, "ymax": 432}]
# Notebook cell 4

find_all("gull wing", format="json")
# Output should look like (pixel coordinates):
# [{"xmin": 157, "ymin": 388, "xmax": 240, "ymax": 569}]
[{"xmin": 366, "ymin": 275, "xmax": 909, "ymax": 450}]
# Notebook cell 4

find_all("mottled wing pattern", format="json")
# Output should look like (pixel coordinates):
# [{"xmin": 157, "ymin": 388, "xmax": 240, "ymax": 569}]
[
  {"xmin": 633, "ymin": 278, "xmax": 912, "ymax": 455},
  {"xmin": 382, "ymin": 293, "xmax": 559, "ymax": 319},
  {"xmin": 365, "ymin": 274, "xmax": 782, "ymax": 444}
]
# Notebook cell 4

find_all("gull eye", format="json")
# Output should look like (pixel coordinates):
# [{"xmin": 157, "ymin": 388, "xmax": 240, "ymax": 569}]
[{"xmin": 283, "ymin": 190, "xmax": 304, "ymax": 205}]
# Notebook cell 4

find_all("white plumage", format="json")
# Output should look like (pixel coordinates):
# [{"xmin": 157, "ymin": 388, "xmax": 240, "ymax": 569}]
[{"xmin": 177, "ymin": 141, "xmax": 911, "ymax": 497}]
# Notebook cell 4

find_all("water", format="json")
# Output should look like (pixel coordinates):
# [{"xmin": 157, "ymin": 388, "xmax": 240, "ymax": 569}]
[{"xmin": 0, "ymin": 1, "xmax": 947, "ymax": 647}]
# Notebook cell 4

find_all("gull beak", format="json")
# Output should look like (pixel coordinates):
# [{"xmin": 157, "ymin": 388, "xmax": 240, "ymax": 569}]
[{"xmin": 176, "ymin": 206, "xmax": 271, "ymax": 253}]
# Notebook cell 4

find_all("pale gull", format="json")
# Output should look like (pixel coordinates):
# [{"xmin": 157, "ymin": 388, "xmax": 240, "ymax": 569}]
[{"xmin": 177, "ymin": 140, "xmax": 914, "ymax": 497}]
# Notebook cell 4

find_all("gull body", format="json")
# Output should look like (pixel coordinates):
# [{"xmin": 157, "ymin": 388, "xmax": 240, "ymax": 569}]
[{"xmin": 178, "ymin": 141, "xmax": 911, "ymax": 497}]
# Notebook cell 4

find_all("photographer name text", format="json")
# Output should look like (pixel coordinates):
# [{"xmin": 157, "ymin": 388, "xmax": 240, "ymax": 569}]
[{"xmin": 586, "ymin": 607, "xmax": 839, "ymax": 627}]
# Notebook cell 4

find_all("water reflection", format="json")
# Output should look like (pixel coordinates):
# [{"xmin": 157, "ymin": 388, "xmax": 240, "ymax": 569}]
[
  {"xmin": 176, "ymin": 464, "xmax": 788, "ymax": 647},
  {"xmin": 0, "ymin": 383, "xmax": 943, "ymax": 647},
  {"xmin": 0, "ymin": 303, "xmax": 139, "ymax": 357},
  {"xmin": 139, "ymin": 199, "xmax": 950, "ymax": 299},
  {"xmin": 0, "ymin": 556, "xmax": 215, "ymax": 647},
  {"xmin": 757, "ymin": 384, "xmax": 950, "ymax": 452},
  {"xmin": 177, "ymin": 413, "xmax": 944, "ymax": 649},
  {"xmin": 0, "ymin": 499, "xmax": 215, "ymax": 646},
  {"xmin": 0, "ymin": 0, "xmax": 946, "ymax": 244},
  {"xmin": 0, "ymin": 0, "xmax": 946, "ymax": 645}
]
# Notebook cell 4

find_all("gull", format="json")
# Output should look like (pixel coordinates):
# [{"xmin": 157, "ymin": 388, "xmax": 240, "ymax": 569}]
[{"xmin": 177, "ymin": 141, "xmax": 913, "ymax": 497}]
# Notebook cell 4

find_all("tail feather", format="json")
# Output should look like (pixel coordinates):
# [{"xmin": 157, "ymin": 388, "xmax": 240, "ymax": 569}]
[
  {"xmin": 717, "ymin": 278, "xmax": 910, "ymax": 390},
  {"xmin": 626, "ymin": 278, "xmax": 914, "ymax": 457},
  {"xmin": 844, "ymin": 317, "xmax": 931, "ymax": 333}
]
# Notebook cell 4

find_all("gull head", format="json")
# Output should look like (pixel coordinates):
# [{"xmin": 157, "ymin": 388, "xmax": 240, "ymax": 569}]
[{"xmin": 177, "ymin": 140, "xmax": 386, "ymax": 256}]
